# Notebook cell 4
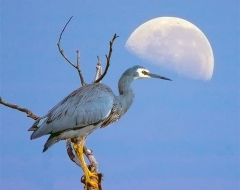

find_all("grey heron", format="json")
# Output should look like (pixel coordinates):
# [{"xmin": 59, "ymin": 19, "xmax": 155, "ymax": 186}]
[{"xmin": 28, "ymin": 65, "xmax": 171, "ymax": 187}]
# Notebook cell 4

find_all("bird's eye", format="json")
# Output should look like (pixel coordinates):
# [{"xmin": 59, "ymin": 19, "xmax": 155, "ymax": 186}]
[{"xmin": 142, "ymin": 70, "xmax": 148, "ymax": 75}]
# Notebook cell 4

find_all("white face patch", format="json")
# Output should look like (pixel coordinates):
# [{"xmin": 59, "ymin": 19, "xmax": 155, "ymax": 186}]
[{"xmin": 135, "ymin": 68, "xmax": 151, "ymax": 79}]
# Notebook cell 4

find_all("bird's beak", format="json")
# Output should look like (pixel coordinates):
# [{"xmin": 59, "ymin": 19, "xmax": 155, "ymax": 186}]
[{"xmin": 147, "ymin": 72, "xmax": 172, "ymax": 81}]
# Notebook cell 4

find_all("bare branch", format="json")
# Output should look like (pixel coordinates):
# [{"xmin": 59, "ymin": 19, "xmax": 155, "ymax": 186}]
[
  {"xmin": 94, "ymin": 56, "xmax": 102, "ymax": 82},
  {"xmin": 57, "ymin": 16, "xmax": 76, "ymax": 68},
  {"xmin": 57, "ymin": 16, "xmax": 85, "ymax": 85},
  {"xmin": 94, "ymin": 34, "xmax": 119, "ymax": 83},
  {"xmin": 66, "ymin": 139, "xmax": 82, "ymax": 168},
  {"xmin": 0, "ymin": 97, "xmax": 39, "ymax": 120},
  {"xmin": 76, "ymin": 50, "xmax": 86, "ymax": 86}
]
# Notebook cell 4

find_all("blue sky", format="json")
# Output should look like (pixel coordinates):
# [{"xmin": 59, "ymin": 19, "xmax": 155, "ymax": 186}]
[{"xmin": 1, "ymin": 1, "xmax": 239, "ymax": 190}]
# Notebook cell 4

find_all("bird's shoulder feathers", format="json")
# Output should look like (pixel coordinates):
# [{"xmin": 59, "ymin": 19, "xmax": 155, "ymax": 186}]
[{"xmin": 30, "ymin": 83, "xmax": 115, "ymax": 139}]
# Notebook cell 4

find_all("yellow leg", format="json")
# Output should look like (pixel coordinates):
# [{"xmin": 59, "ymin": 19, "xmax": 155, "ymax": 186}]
[{"xmin": 73, "ymin": 137, "xmax": 98, "ymax": 188}]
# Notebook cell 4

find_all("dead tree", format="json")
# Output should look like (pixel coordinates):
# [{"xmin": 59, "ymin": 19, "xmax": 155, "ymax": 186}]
[{"xmin": 0, "ymin": 16, "xmax": 118, "ymax": 190}]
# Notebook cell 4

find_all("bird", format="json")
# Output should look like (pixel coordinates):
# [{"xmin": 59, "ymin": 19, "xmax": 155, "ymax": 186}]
[{"xmin": 28, "ymin": 65, "xmax": 171, "ymax": 187}]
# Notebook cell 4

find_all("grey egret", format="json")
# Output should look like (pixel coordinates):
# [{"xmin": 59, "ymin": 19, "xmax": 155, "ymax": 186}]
[{"xmin": 28, "ymin": 65, "xmax": 171, "ymax": 187}]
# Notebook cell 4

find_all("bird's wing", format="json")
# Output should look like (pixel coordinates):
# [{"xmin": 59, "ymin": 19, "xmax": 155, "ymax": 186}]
[{"xmin": 31, "ymin": 83, "xmax": 114, "ymax": 139}]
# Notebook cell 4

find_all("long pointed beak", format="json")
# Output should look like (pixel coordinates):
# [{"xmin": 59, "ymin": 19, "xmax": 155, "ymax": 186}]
[{"xmin": 148, "ymin": 73, "xmax": 172, "ymax": 81}]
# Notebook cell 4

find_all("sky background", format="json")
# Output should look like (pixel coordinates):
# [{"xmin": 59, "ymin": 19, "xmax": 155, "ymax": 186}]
[{"xmin": 1, "ymin": 1, "xmax": 239, "ymax": 190}]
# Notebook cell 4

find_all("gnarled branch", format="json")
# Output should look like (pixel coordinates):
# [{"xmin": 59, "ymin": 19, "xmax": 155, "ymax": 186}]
[
  {"xmin": 0, "ymin": 97, "xmax": 39, "ymax": 120},
  {"xmin": 2, "ymin": 16, "xmax": 118, "ymax": 190}
]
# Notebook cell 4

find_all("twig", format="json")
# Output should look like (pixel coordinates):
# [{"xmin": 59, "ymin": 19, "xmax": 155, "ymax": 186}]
[
  {"xmin": 57, "ymin": 16, "xmax": 75, "ymax": 68},
  {"xmin": 57, "ymin": 16, "xmax": 85, "ymax": 85},
  {"xmin": 0, "ymin": 97, "xmax": 39, "ymax": 120},
  {"xmin": 94, "ymin": 34, "xmax": 119, "ymax": 83},
  {"xmin": 76, "ymin": 50, "xmax": 86, "ymax": 86}
]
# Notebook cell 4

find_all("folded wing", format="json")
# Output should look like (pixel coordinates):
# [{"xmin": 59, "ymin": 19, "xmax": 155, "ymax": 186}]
[{"xmin": 30, "ymin": 83, "xmax": 114, "ymax": 139}]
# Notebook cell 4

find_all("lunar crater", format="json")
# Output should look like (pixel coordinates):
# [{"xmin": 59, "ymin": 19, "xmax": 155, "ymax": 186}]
[{"xmin": 126, "ymin": 17, "xmax": 214, "ymax": 80}]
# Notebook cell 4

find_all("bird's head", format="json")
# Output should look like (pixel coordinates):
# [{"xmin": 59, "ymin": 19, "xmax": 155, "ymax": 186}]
[
  {"xmin": 127, "ymin": 65, "xmax": 172, "ymax": 81},
  {"xmin": 118, "ymin": 65, "xmax": 171, "ymax": 95}
]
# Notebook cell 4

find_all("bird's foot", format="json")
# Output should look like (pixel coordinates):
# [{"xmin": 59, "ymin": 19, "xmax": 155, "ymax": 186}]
[
  {"xmin": 73, "ymin": 139, "xmax": 100, "ymax": 188},
  {"xmin": 81, "ymin": 169, "xmax": 99, "ymax": 188}
]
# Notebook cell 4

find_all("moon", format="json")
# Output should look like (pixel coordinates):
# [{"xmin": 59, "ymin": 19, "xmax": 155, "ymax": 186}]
[{"xmin": 125, "ymin": 17, "xmax": 214, "ymax": 80}]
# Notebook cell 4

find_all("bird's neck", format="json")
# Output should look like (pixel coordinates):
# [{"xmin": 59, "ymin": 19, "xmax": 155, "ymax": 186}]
[
  {"xmin": 117, "ymin": 75, "xmax": 135, "ymax": 116},
  {"xmin": 118, "ymin": 75, "xmax": 134, "ymax": 96}
]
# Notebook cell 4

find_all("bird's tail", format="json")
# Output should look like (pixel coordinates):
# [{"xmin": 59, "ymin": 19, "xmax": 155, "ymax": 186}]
[
  {"xmin": 42, "ymin": 134, "xmax": 59, "ymax": 152},
  {"xmin": 28, "ymin": 117, "xmax": 48, "ymax": 139},
  {"xmin": 28, "ymin": 119, "xmax": 41, "ymax": 131}
]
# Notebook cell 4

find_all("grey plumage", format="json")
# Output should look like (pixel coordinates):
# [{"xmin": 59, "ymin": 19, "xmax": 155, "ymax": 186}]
[{"xmin": 29, "ymin": 65, "xmax": 171, "ymax": 152}]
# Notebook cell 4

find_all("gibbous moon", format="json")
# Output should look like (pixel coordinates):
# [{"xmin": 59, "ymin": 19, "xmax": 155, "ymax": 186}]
[{"xmin": 126, "ymin": 17, "xmax": 214, "ymax": 80}]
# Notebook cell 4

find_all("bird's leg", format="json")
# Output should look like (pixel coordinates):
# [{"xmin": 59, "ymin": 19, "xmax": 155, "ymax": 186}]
[{"xmin": 73, "ymin": 137, "xmax": 99, "ymax": 188}]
